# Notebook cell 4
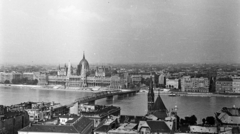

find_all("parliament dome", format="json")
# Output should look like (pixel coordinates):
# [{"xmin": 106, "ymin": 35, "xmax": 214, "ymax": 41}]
[
  {"xmin": 79, "ymin": 55, "xmax": 89, "ymax": 69},
  {"xmin": 77, "ymin": 52, "xmax": 89, "ymax": 76}
]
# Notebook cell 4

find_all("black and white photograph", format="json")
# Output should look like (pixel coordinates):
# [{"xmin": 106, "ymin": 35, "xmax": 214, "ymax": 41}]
[{"xmin": 1, "ymin": 0, "xmax": 240, "ymax": 133}]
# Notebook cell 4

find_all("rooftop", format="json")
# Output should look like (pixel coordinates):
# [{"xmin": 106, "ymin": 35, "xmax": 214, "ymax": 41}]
[
  {"xmin": 119, "ymin": 115, "xmax": 146, "ymax": 123},
  {"xmin": 217, "ymin": 77, "xmax": 233, "ymax": 81},
  {"xmin": 118, "ymin": 123, "xmax": 137, "ymax": 130},
  {"xmin": 146, "ymin": 121, "xmax": 171, "ymax": 133},
  {"xmin": 152, "ymin": 95, "xmax": 167, "ymax": 112},
  {"xmin": 221, "ymin": 107, "xmax": 240, "ymax": 116},
  {"xmin": 81, "ymin": 105, "xmax": 120, "ymax": 117},
  {"xmin": 2, "ymin": 111, "xmax": 28, "ymax": 119},
  {"xmin": 19, "ymin": 116, "xmax": 93, "ymax": 133},
  {"xmin": 94, "ymin": 125, "xmax": 110, "ymax": 133}
]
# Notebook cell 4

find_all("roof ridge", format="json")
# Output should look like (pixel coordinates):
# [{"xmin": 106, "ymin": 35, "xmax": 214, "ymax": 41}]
[{"xmin": 72, "ymin": 122, "xmax": 80, "ymax": 133}]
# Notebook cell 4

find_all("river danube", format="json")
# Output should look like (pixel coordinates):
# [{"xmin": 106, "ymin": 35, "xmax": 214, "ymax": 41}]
[{"xmin": 1, "ymin": 86, "xmax": 240, "ymax": 123}]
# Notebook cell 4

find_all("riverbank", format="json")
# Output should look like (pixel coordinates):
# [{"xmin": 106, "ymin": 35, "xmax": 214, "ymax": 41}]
[
  {"xmin": 0, "ymin": 84, "xmax": 103, "ymax": 93},
  {"xmin": 138, "ymin": 90, "xmax": 240, "ymax": 97}
]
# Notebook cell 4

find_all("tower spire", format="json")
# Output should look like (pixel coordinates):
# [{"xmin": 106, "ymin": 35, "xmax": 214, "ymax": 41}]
[
  {"xmin": 148, "ymin": 76, "xmax": 155, "ymax": 112},
  {"xmin": 83, "ymin": 51, "xmax": 85, "ymax": 59}
]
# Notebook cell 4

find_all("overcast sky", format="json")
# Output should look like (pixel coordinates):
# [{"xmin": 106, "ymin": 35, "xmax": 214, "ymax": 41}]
[{"xmin": 1, "ymin": 0, "xmax": 240, "ymax": 65}]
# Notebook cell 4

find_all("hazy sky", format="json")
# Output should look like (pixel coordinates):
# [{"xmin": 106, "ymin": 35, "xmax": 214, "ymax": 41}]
[{"xmin": 1, "ymin": 0, "xmax": 240, "ymax": 65}]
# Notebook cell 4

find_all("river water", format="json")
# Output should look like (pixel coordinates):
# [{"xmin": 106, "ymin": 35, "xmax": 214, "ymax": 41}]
[{"xmin": 1, "ymin": 86, "xmax": 240, "ymax": 123}]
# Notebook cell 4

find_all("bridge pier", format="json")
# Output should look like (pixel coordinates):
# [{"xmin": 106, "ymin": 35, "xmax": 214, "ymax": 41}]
[
  {"xmin": 107, "ymin": 96, "xmax": 114, "ymax": 101},
  {"xmin": 88, "ymin": 100, "xmax": 95, "ymax": 105},
  {"xmin": 122, "ymin": 94, "xmax": 128, "ymax": 97},
  {"xmin": 117, "ymin": 94, "xmax": 122, "ymax": 98}
]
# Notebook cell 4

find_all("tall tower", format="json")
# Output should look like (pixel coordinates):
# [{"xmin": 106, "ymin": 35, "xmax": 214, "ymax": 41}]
[
  {"xmin": 67, "ymin": 61, "xmax": 71, "ymax": 77},
  {"xmin": 148, "ymin": 77, "xmax": 155, "ymax": 112}
]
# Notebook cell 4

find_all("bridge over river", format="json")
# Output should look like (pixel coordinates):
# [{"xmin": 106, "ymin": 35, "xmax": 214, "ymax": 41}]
[{"xmin": 69, "ymin": 89, "xmax": 140, "ymax": 106}]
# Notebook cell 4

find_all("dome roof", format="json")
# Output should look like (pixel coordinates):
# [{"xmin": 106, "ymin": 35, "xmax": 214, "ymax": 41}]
[{"xmin": 79, "ymin": 52, "xmax": 89, "ymax": 70}]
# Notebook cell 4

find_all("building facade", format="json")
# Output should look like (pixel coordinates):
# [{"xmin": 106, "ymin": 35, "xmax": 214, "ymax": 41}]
[
  {"xmin": 0, "ymin": 72, "xmax": 13, "ymax": 83},
  {"xmin": 166, "ymin": 78, "xmax": 179, "ymax": 89},
  {"xmin": 181, "ymin": 76, "xmax": 209, "ymax": 92},
  {"xmin": 46, "ymin": 53, "xmax": 125, "ymax": 89},
  {"xmin": 158, "ymin": 74, "xmax": 165, "ymax": 87},
  {"xmin": 23, "ymin": 73, "xmax": 34, "ymax": 80},
  {"xmin": 0, "ymin": 105, "xmax": 29, "ymax": 134},
  {"xmin": 216, "ymin": 77, "xmax": 233, "ymax": 93},
  {"xmin": 232, "ymin": 76, "xmax": 240, "ymax": 93}
]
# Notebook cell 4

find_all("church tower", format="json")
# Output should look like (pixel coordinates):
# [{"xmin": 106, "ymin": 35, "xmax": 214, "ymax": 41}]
[{"xmin": 148, "ymin": 77, "xmax": 155, "ymax": 112}]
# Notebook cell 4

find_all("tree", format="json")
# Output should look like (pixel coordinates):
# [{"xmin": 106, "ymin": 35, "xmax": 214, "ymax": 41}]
[
  {"xmin": 4, "ymin": 80, "xmax": 10, "ymax": 84},
  {"xmin": 178, "ymin": 79, "xmax": 181, "ymax": 90},
  {"xmin": 21, "ymin": 77, "xmax": 28, "ymax": 84},
  {"xmin": 184, "ymin": 115, "xmax": 197, "ymax": 125},
  {"xmin": 206, "ymin": 116, "xmax": 215, "ymax": 125},
  {"xmin": 33, "ymin": 79, "xmax": 38, "ymax": 85},
  {"xmin": 141, "ymin": 78, "xmax": 145, "ymax": 84},
  {"xmin": 176, "ymin": 115, "xmax": 180, "ymax": 130},
  {"xmin": 163, "ymin": 77, "xmax": 166, "ymax": 87},
  {"xmin": 180, "ymin": 118, "xmax": 185, "ymax": 125},
  {"xmin": 190, "ymin": 115, "xmax": 197, "ymax": 125},
  {"xmin": 145, "ymin": 78, "xmax": 150, "ymax": 86},
  {"xmin": 12, "ymin": 79, "xmax": 17, "ymax": 84},
  {"xmin": 154, "ymin": 74, "xmax": 159, "ymax": 86},
  {"xmin": 202, "ymin": 118, "xmax": 206, "ymax": 125}
]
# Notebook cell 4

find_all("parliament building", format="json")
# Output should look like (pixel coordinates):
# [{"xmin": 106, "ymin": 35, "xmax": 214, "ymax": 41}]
[{"xmin": 47, "ymin": 52, "xmax": 126, "ymax": 89}]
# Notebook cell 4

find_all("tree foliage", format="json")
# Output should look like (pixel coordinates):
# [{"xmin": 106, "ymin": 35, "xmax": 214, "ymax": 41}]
[
  {"xmin": 202, "ymin": 118, "xmax": 206, "ymax": 125},
  {"xmin": 180, "ymin": 115, "xmax": 197, "ymax": 125},
  {"xmin": 206, "ymin": 116, "xmax": 215, "ymax": 125},
  {"xmin": 11, "ymin": 78, "xmax": 38, "ymax": 85},
  {"xmin": 4, "ymin": 80, "xmax": 10, "ymax": 84}
]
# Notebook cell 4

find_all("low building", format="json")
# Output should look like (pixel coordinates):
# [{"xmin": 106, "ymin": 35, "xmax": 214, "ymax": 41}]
[
  {"xmin": 94, "ymin": 115, "xmax": 119, "ymax": 134},
  {"xmin": 216, "ymin": 107, "xmax": 240, "ymax": 125},
  {"xmin": 166, "ymin": 78, "xmax": 179, "ymax": 89},
  {"xmin": 216, "ymin": 77, "xmax": 233, "ymax": 93},
  {"xmin": 189, "ymin": 125, "xmax": 217, "ymax": 133},
  {"xmin": 78, "ymin": 104, "xmax": 121, "ymax": 128},
  {"xmin": 11, "ymin": 101, "xmax": 69, "ymax": 123},
  {"xmin": 108, "ymin": 123, "xmax": 138, "ymax": 134},
  {"xmin": 18, "ymin": 116, "xmax": 93, "ymax": 134},
  {"xmin": 138, "ymin": 120, "xmax": 171, "ymax": 134}
]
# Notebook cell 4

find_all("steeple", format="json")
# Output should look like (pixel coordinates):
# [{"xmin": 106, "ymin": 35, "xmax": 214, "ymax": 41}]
[
  {"xmin": 83, "ymin": 51, "xmax": 85, "ymax": 59},
  {"xmin": 148, "ymin": 77, "xmax": 155, "ymax": 112},
  {"xmin": 152, "ymin": 95, "xmax": 167, "ymax": 111}
]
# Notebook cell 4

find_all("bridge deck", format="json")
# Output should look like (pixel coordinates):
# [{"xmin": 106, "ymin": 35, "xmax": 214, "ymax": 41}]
[{"xmin": 74, "ymin": 89, "xmax": 139, "ymax": 104}]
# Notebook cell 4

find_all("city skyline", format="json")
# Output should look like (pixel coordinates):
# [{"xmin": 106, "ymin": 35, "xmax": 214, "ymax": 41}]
[{"xmin": 1, "ymin": 0, "xmax": 240, "ymax": 65}]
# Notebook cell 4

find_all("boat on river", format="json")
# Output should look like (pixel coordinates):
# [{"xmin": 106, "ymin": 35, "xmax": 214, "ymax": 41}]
[{"xmin": 168, "ymin": 92, "xmax": 179, "ymax": 97}]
